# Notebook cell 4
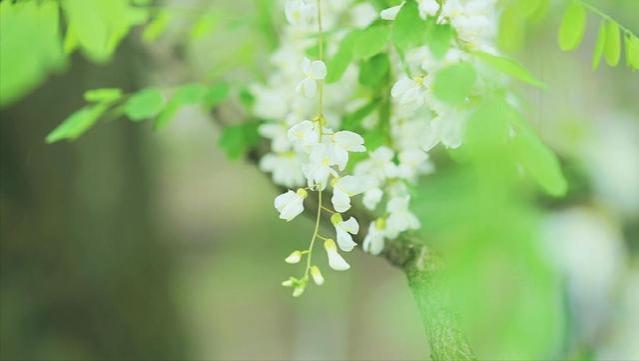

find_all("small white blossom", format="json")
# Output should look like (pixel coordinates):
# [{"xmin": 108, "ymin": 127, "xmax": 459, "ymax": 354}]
[
  {"xmin": 331, "ymin": 175, "xmax": 366, "ymax": 213},
  {"xmin": 380, "ymin": 3, "xmax": 405, "ymax": 20},
  {"xmin": 418, "ymin": 0, "xmax": 440, "ymax": 18},
  {"xmin": 303, "ymin": 143, "xmax": 338, "ymax": 189},
  {"xmin": 363, "ymin": 187, "xmax": 384, "ymax": 211},
  {"xmin": 260, "ymin": 152, "xmax": 305, "ymax": 187},
  {"xmin": 296, "ymin": 57, "xmax": 327, "ymax": 98},
  {"xmin": 310, "ymin": 266, "xmax": 324, "ymax": 285},
  {"xmin": 285, "ymin": 250, "xmax": 303, "ymax": 264},
  {"xmin": 288, "ymin": 120, "xmax": 320, "ymax": 151},
  {"xmin": 331, "ymin": 213, "xmax": 359, "ymax": 252},
  {"xmin": 396, "ymin": 149, "xmax": 433, "ymax": 181},
  {"xmin": 363, "ymin": 220, "xmax": 387, "ymax": 255},
  {"xmin": 285, "ymin": 0, "xmax": 316, "ymax": 26},
  {"xmin": 323, "ymin": 239, "xmax": 351, "ymax": 271},
  {"xmin": 259, "ymin": 122, "xmax": 291, "ymax": 153},
  {"xmin": 385, "ymin": 196, "xmax": 420, "ymax": 238},
  {"xmin": 391, "ymin": 76, "xmax": 430, "ymax": 114},
  {"xmin": 274, "ymin": 189, "xmax": 308, "ymax": 221},
  {"xmin": 329, "ymin": 131, "xmax": 366, "ymax": 170}
]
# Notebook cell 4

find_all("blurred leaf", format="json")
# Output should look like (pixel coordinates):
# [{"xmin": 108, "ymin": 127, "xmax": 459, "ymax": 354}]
[
  {"xmin": 342, "ymin": 98, "xmax": 380, "ymax": 130},
  {"xmin": 326, "ymin": 31, "xmax": 359, "ymax": 83},
  {"xmin": 61, "ymin": 0, "xmax": 132, "ymax": 62},
  {"xmin": 475, "ymin": 52, "xmax": 546, "ymax": 88},
  {"xmin": 353, "ymin": 25, "xmax": 391, "ymax": 60},
  {"xmin": 432, "ymin": 63, "xmax": 476, "ymax": 105},
  {"xmin": 359, "ymin": 53, "xmax": 390, "ymax": 88},
  {"xmin": 190, "ymin": 13, "xmax": 219, "ymax": 40},
  {"xmin": 604, "ymin": 21, "xmax": 621, "ymax": 66},
  {"xmin": 558, "ymin": 0, "xmax": 587, "ymax": 51},
  {"xmin": 626, "ymin": 34, "xmax": 639, "ymax": 70},
  {"xmin": 84, "ymin": 88, "xmax": 123, "ymax": 103},
  {"xmin": 392, "ymin": 1, "xmax": 427, "ymax": 50},
  {"xmin": 46, "ymin": 104, "xmax": 108, "ymax": 143},
  {"xmin": 204, "ymin": 83, "xmax": 230, "ymax": 109},
  {"xmin": 426, "ymin": 23, "xmax": 453, "ymax": 59},
  {"xmin": 143, "ymin": 9, "xmax": 171, "ymax": 43},
  {"xmin": 218, "ymin": 121, "xmax": 261, "ymax": 160},
  {"xmin": 124, "ymin": 88, "xmax": 165, "ymax": 121},
  {"xmin": 0, "ymin": 1, "xmax": 65, "ymax": 108},
  {"xmin": 592, "ymin": 22, "xmax": 606, "ymax": 69},
  {"xmin": 154, "ymin": 84, "xmax": 208, "ymax": 130},
  {"xmin": 512, "ymin": 127, "xmax": 568, "ymax": 197}
]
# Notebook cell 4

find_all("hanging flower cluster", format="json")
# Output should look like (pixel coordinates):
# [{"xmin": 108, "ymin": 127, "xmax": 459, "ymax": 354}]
[{"xmin": 252, "ymin": 0, "xmax": 500, "ymax": 296}]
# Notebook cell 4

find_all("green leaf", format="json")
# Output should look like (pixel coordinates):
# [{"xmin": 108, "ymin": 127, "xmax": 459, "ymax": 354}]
[
  {"xmin": 342, "ymin": 98, "xmax": 380, "ymax": 130},
  {"xmin": 426, "ymin": 23, "xmax": 454, "ymax": 59},
  {"xmin": 326, "ymin": 31, "xmax": 359, "ymax": 83},
  {"xmin": 124, "ymin": 88, "xmax": 165, "ymax": 121},
  {"xmin": 190, "ymin": 13, "xmax": 219, "ymax": 40},
  {"xmin": 626, "ymin": 34, "xmax": 639, "ymax": 70},
  {"xmin": 155, "ymin": 84, "xmax": 208, "ymax": 130},
  {"xmin": 432, "ymin": 63, "xmax": 477, "ymax": 105},
  {"xmin": 0, "ymin": 1, "xmax": 66, "ymax": 108},
  {"xmin": 392, "ymin": 1, "xmax": 427, "ymax": 50},
  {"xmin": 143, "ymin": 9, "xmax": 171, "ymax": 43},
  {"xmin": 592, "ymin": 22, "xmax": 607, "ymax": 70},
  {"xmin": 61, "ymin": 0, "xmax": 131, "ymax": 62},
  {"xmin": 475, "ymin": 52, "xmax": 546, "ymax": 88},
  {"xmin": 558, "ymin": 0, "xmax": 587, "ymax": 51},
  {"xmin": 46, "ymin": 104, "xmax": 108, "ymax": 143},
  {"xmin": 84, "ymin": 88, "xmax": 122, "ymax": 103},
  {"xmin": 218, "ymin": 121, "xmax": 261, "ymax": 160},
  {"xmin": 359, "ymin": 53, "xmax": 390, "ymax": 88},
  {"xmin": 604, "ymin": 21, "xmax": 621, "ymax": 66},
  {"xmin": 353, "ymin": 25, "xmax": 391, "ymax": 60},
  {"xmin": 204, "ymin": 83, "xmax": 230, "ymax": 109},
  {"xmin": 512, "ymin": 128, "xmax": 567, "ymax": 196}
]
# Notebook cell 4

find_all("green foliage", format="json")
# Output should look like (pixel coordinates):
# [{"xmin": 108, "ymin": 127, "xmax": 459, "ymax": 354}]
[
  {"xmin": 626, "ymin": 33, "xmax": 639, "ymax": 68},
  {"xmin": 475, "ymin": 52, "xmax": 546, "ymax": 88},
  {"xmin": 592, "ymin": 22, "xmax": 607, "ymax": 69},
  {"xmin": 359, "ymin": 54, "xmax": 391, "ymax": 88},
  {"xmin": 85, "ymin": 88, "xmax": 123, "ymax": 103},
  {"xmin": 342, "ymin": 98, "xmax": 381, "ymax": 130},
  {"xmin": 498, "ymin": 0, "xmax": 549, "ymax": 52},
  {"xmin": 432, "ymin": 63, "xmax": 477, "ymax": 105},
  {"xmin": 604, "ymin": 21, "xmax": 621, "ymax": 67},
  {"xmin": 124, "ymin": 88, "xmax": 166, "ymax": 121},
  {"xmin": 353, "ymin": 25, "xmax": 391, "ymax": 60},
  {"xmin": 155, "ymin": 84, "xmax": 209, "ymax": 130},
  {"xmin": 425, "ymin": 23, "xmax": 454, "ymax": 59},
  {"xmin": 0, "ymin": 1, "xmax": 65, "ymax": 108},
  {"xmin": 392, "ymin": 1, "xmax": 427, "ymax": 51},
  {"xmin": 218, "ymin": 121, "xmax": 261, "ymax": 160},
  {"xmin": 558, "ymin": 1, "xmax": 587, "ymax": 51},
  {"xmin": 46, "ymin": 105, "xmax": 108, "ymax": 144},
  {"xmin": 326, "ymin": 31, "xmax": 359, "ymax": 83},
  {"xmin": 143, "ymin": 9, "xmax": 171, "ymax": 43}
]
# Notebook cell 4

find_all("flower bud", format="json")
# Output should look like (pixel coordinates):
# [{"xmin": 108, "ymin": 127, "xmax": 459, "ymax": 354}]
[
  {"xmin": 323, "ymin": 239, "xmax": 351, "ymax": 271},
  {"xmin": 281, "ymin": 278, "xmax": 294, "ymax": 287},
  {"xmin": 296, "ymin": 188, "xmax": 308, "ymax": 199},
  {"xmin": 285, "ymin": 250, "xmax": 303, "ymax": 264},
  {"xmin": 330, "ymin": 213, "xmax": 343, "ymax": 225},
  {"xmin": 310, "ymin": 266, "xmax": 324, "ymax": 285}
]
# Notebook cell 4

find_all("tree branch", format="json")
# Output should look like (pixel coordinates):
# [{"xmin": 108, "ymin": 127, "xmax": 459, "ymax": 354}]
[{"xmin": 211, "ymin": 107, "xmax": 476, "ymax": 361}]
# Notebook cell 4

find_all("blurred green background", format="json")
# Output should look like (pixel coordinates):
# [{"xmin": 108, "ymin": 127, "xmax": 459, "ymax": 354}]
[{"xmin": 1, "ymin": 0, "xmax": 638, "ymax": 360}]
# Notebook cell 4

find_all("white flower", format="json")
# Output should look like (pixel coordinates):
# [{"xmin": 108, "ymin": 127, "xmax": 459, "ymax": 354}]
[
  {"xmin": 310, "ymin": 266, "xmax": 324, "ymax": 285},
  {"xmin": 329, "ymin": 131, "xmax": 366, "ymax": 170},
  {"xmin": 418, "ymin": 0, "xmax": 440, "ymax": 18},
  {"xmin": 260, "ymin": 152, "xmax": 305, "ymax": 187},
  {"xmin": 380, "ymin": 2, "xmax": 405, "ymax": 20},
  {"xmin": 354, "ymin": 146, "xmax": 397, "ymax": 182},
  {"xmin": 396, "ymin": 149, "xmax": 433, "ymax": 181},
  {"xmin": 288, "ymin": 120, "xmax": 320, "ymax": 150},
  {"xmin": 363, "ymin": 220, "xmax": 386, "ymax": 255},
  {"xmin": 259, "ymin": 122, "xmax": 292, "ymax": 152},
  {"xmin": 285, "ymin": 0, "xmax": 316, "ymax": 26},
  {"xmin": 303, "ymin": 143, "xmax": 338, "ymax": 189},
  {"xmin": 391, "ymin": 76, "xmax": 430, "ymax": 113},
  {"xmin": 331, "ymin": 175, "xmax": 366, "ymax": 212},
  {"xmin": 296, "ymin": 57, "xmax": 327, "ymax": 98},
  {"xmin": 285, "ymin": 250, "xmax": 303, "ymax": 264},
  {"xmin": 274, "ymin": 189, "xmax": 308, "ymax": 221},
  {"xmin": 324, "ymin": 239, "xmax": 350, "ymax": 271},
  {"xmin": 385, "ymin": 196, "xmax": 420, "ymax": 238},
  {"xmin": 331, "ymin": 213, "xmax": 359, "ymax": 252},
  {"xmin": 363, "ymin": 187, "xmax": 383, "ymax": 210},
  {"xmin": 351, "ymin": 3, "xmax": 378, "ymax": 28}
]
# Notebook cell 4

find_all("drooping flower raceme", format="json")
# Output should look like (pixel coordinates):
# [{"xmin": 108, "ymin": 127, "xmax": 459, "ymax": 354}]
[{"xmin": 253, "ymin": 0, "xmax": 500, "ymax": 296}]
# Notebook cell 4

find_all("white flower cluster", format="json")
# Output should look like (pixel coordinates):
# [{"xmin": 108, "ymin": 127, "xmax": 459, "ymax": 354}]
[{"xmin": 253, "ymin": 0, "xmax": 499, "ymax": 295}]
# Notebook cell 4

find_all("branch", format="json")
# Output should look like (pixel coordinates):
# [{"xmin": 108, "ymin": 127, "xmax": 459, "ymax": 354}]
[{"xmin": 211, "ymin": 107, "xmax": 476, "ymax": 361}]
